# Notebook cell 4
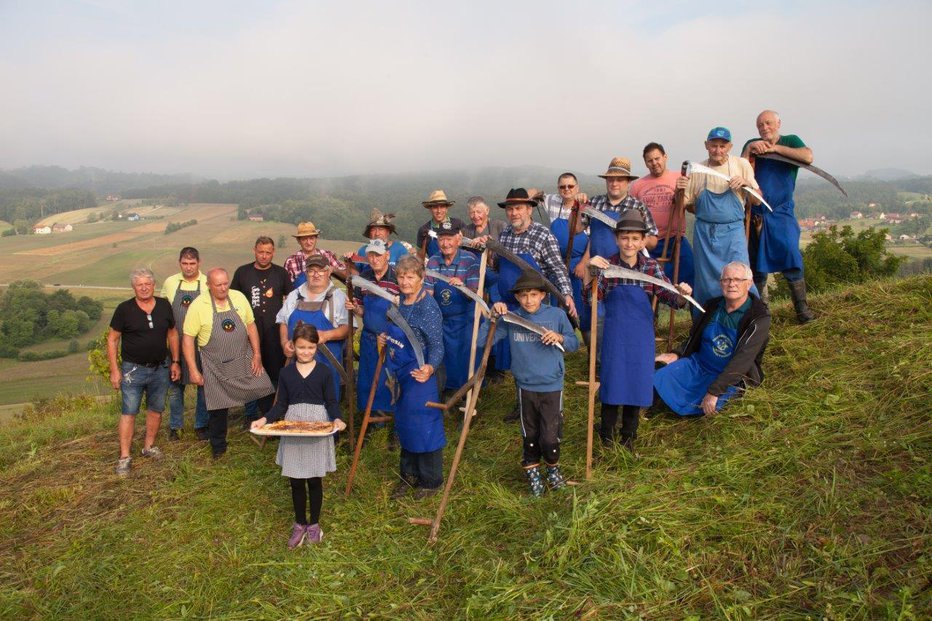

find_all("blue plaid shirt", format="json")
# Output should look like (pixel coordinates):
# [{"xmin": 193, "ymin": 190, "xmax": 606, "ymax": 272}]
[{"xmin": 498, "ymin": 222, "xmax": 573, "ymax": 297}]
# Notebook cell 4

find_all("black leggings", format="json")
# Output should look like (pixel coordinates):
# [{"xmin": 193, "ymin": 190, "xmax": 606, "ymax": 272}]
[{"xmin": 289, "ymin": 477, "xmax": 323, "ymax": 526}]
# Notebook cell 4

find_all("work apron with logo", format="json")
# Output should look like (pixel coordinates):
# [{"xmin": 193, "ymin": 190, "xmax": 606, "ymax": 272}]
[
  {"xmin": 550, "ymin": 217, "xmax": 591, "ymax": 329},
  {"xmin": 494, "ymin": 252, "xmax": 541, "ymax": 372},
  {"xmin": 653, "ymin": 309, "xmax": 741, "ymax": 416},
  {"xmin": 599, "ymin": 284, "xmax": 655, "ymax": 407},
  {"xmin": 171, "ymin": 280, "xmax": 201, "ymax": 384},
  {"xmin": 199, "ymin": 297, "xmax": 274, "ymax": 410},
  {"xmin": 357, "ymin": 287, "xmax": 395, "ymax": 413},
  {"xmin": 286, "ymin": 287, "xmax": 344, "ymax": 402},
  {"xmin": 751, "ymin": 157, "xmax": 804, "ymax": 274},
  {"xmin": 384, "ymin": 322, "xmax": 444, "ymax": 454},
  {"xmin": 432, "ymin": 270, "xmax": 477, "ymax": 390},
  {"xmin": 692, "ymin": 183, "xmax": 757, "ymax": 313}
]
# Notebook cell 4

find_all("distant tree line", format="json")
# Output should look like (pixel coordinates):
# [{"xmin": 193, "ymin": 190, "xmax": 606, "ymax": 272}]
[
  {"xmin": 165, "ymin": 219, "xmax": 198, "ymax": 234},
  {"xmin": 0, "ymin": 188, "xmax": 97, "ymax": 235},
  {"xmin": 0, "ymin": 281, "xmax": 103, "ymax": 358}
]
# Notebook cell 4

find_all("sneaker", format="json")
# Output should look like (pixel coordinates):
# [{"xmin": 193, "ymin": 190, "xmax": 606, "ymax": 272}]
[
  {"xmin": 115, "ymin": 456, "xmax": 132, "ymax": 477},
  {"xmin": 141, "ymin": 446, "xmax": 164, "ymax": 460},
  {"xmin": 168, "ymin": 429, "xmax": 181, "ymax": 441},
  {"xmin": 288, "ymin": 523, "xmax": 307, "ymax": 550},
  {"xmin": 195, "ymin": 427, "xmax": 209, "ymax": 441},
  {"xmin": 305, "ymin": 523, "xmax": 323, "ymax": 544}
]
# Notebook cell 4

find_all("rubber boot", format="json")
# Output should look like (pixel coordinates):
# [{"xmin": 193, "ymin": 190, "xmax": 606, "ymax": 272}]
[
  {"xmin": 545, "ymin": 464, "xmax": 567, "ymax": 491},
  {"xmin": 523, "ymin": 464, "xmax": 545, "ymax": 497},
  {"xmin": 754, "ymin": 277, "xmax": 769, "ymax": 305},
  {"xmin": 787, "ymin": 279, "xmax": 815, "ymax": 324}
]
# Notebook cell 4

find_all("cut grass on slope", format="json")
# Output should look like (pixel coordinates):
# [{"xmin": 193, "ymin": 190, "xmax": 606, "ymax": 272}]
[{"xmin": 0, "ymin": 276, "xmax": 928, "ymax": 619}]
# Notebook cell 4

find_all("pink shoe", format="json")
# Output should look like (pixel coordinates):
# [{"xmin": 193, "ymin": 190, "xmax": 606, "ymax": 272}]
[
  {"xmin": 287, "ymin": 523, "xmax": 306, "ymax": 550},
  {"xmin": 305, "ymin": 523, "xmax": 323, "ymax": 544}
]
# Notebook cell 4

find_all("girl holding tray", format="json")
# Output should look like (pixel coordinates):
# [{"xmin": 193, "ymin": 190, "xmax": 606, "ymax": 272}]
[{"xmin": 251, "ymin": 324, "xmax": 346, "ymax": 549}]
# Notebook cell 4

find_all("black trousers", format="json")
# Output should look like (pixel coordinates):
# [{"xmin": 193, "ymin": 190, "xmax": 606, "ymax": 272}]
[
  {"xmin": 208, "ymin": 408, "xmax": 229, "ymax": 455},
  {"xmin": 519, "ymin": 388, "xmax": 563, "ymax": 466},
  {"xmin": 399, "ymin": 447, "xmax": 444, "ymax": 489},
  {"xmin": 600, "ymin": 404, "xmax": 640, "ymax": 441}
]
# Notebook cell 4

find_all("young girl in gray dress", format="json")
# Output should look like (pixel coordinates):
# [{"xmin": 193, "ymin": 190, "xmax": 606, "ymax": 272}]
[{"xmin": 251, "ymin": 324, "xmax": 345, "ymax": 549}]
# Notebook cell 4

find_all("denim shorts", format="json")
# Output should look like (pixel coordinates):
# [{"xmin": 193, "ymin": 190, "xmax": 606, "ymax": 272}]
[{"xmin": 120, "ymin": 360, "xmax": 170, "ymax": 415}]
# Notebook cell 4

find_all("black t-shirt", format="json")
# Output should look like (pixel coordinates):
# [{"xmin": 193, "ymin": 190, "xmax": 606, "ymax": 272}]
[
  {"xmin": 231, "ymin": 262, "xmax": 292, "ymax": 327},
  {"xmin": 109, "ymin": 297, "xmax": 175, "ymax": 364}
]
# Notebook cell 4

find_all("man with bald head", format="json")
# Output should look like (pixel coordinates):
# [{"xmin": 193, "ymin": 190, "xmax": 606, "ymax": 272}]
[
  {"xmin": 741, "ymin": 110, "xmax": 816, "ymax": 323},
  {"xmin": 183, "ymin": 268, "xmax": 274, "ymax": 458}
]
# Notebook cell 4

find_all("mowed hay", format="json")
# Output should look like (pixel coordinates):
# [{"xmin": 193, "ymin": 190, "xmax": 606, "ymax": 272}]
[{"xmin": 15, "ymin": 231, "xmax": 148, "ymax": 256}]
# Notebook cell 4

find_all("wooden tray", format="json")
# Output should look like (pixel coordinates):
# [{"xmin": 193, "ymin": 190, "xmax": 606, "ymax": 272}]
[{"xmin": 250, "ymin": 424, "xmax": 337, "ymax": 437}]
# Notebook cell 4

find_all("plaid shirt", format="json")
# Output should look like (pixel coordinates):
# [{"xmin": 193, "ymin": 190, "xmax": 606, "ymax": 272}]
[
  {"xmin": 498, "ymin": 222, "xmax": 572, "ymax": 296},
  {"xmin": 586, "ymin": 253, "xmax": 685, "ymax": 309},
  {"xmin": 426, "ymin": 249, "xmax": 481, "ymax": 291},
  {"xmin": 283, "ymin": 248, "xmax": 346, "ymax": 283},
  {"xmin": 583, "ymin": 194, "xmax": 659, "ymax": 237}
]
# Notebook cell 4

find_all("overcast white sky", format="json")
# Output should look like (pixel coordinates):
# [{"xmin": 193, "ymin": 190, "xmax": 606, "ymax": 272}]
[{"xmin": 1, "ymin": 0, "xmax": 929, "ymax": 179}]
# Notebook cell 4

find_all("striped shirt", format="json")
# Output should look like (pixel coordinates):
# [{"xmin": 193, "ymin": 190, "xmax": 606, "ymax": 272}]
[{"xmin": 426, "ymin": 249, "xmax": 481, "ymax": 292}]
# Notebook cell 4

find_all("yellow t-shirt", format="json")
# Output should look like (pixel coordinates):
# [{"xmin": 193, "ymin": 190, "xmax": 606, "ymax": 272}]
[
  {"xmin": 161, "ymin": 272, "xmax": 208, "ymax": 303},
  {"xmin": 183, "ymin": 289, "xmax": 255, "ymax": 347}
]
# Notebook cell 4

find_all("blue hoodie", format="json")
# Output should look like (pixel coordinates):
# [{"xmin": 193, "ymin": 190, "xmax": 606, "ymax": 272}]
[{"xmin": 478, "ymin": 304, "xmax": 578, "ymax": 392}]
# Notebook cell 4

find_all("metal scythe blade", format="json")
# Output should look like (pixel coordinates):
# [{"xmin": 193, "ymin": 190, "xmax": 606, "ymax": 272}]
[
  {"xmin": 687, "ymin": 161, "xmax": 774, "ymax": 212},
  {"xmin": 601, "ymin": 265, "xmax": 705, "ymax": 313},
  {"xmin": 756, "ymin": 153, "xmax": 848, "ymax": 197},
  {"xmin": 352, "ymin": 276, "xmax": 397, "ymax": 305},
  {"xmin": 501, "ymin": 312, "xmax": 565, "ymax": 352},
  {"xmin": 386, "ymin": 305, "xmax": 426, "ymax": 369},
  {"xmin": 425, "ymin": 269, "xmax": 490, "ymax": 316}
]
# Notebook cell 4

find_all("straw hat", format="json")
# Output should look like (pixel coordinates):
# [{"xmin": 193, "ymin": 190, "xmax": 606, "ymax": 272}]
[
  {"xmin": 423, "ymin": 189, "xmax": 455, "ymax": 207},
  {"xmin": 497, "ymin": 188, "xmax": 538, "ymax": 209},
  {"xmin": 293, "ymin": 221, "xmax": 322, "ymax": 238},
  {"xmin": 598, "ymin": 157, "xmax": 639, "ymax": 180},
  {"xmin": 362, "ymin": 209, "xmax": 397, "ymax": 237}
]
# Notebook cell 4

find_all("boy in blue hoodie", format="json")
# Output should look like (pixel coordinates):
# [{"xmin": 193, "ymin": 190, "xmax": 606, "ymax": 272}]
[{"xmin": 479, "ymin": 270, "xmax": 579, "ymax": 496}]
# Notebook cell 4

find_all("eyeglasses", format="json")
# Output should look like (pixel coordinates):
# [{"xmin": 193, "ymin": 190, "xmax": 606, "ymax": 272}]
[
  {"xmin": 720, "ymin": 278, "xmax": 748, "ymax": 285},
  {"xmin": 307, "ymin": 268, "xmax": 328, "ymax": 276},
  {"xmin": 146, "ymin": 313, "xmax": 154, "ymax": 329},
  {"xmin": 558, "ymin": 184, "xmax": 576, "ymax": 190}
]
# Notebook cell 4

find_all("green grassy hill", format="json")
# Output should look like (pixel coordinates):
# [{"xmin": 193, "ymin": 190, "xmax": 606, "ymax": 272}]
[{"xmin": 0, "ymin": 275, "xmax": 928, "ymax": 619}]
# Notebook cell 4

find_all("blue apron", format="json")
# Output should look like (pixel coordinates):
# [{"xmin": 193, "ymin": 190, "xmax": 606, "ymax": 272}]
[
  {"xmin": 286, "ymin": 288, "xmax": 344, "ymax": 402},
  {"xmin": 650, "ymin": 236, "xmax": 695, "ymax": 289},
  {"xmin": 752, "ymin": 157, "xmax": 804, "ymax": 274},
  {"xmin": 588, "ymin": 210, "xmax": 621, "ymax": 260},
  {"xmin": 385, "ymin": 323, "xmax": 445, "ymax": 453},
  {"xmin": 692, "ymin": 186, "xmax": 757, "ymax": 313},
  {"xmin": 425, "ymin": 230, "xmax": 441, "ymax": 259},
  {"xmin": 600, "ymin": 284, "xmax": 655, "ymax": 407},
  {"xmin": 550, "ymin": 217, "xmax": 591, "ymax": 329},
  {"xmin": 357, "ymin": 292, "xmax": 394, "ymax": 413},
  {"xmin": 653, "ymin": 309, "xmax": 741, "ymax": 416},
  {"xmin": 494, "ymin": 252, "xmax": 541, "ymax": 371},
  {"xmin": 432, "ymin": 274, "xmax": 477, "ymax": 390}
]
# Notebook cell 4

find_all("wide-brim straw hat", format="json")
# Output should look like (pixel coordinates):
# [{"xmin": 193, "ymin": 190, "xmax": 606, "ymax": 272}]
[
  {"xmin": 362, "ymin": 209, "xmax": 397, "ymax": 237},
  {"xmin": 422, "ymin": 189, "xmax": 455, "ymax": 208},
  {"xmin": 497, "ymin": 188, "xmax": 538, "ymax": 208},
  {"xmin": 598, "ymin": 157, "xmax": 639, "ymax": 180},
  {"xmin": 293, "ymin": 221, "xmax": 322, "ymax": 238}
]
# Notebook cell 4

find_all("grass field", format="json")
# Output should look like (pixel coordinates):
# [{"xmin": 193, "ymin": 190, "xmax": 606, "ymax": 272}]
[{"xmin": 0, "ymin": 276, "xmax": 928, "ymax": 619}]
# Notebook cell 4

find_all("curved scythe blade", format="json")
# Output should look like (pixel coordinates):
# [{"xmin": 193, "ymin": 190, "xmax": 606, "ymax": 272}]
[
  {"xmin": 601, "ymin": 265, "xmax": 705, "ymax": 313},
  {"xmin": 687, "ymin": 161, "xmax": 773, "ymax": 212},
  {"xmin": 757, "ymin": 153, "xmax": 848, "ymax": 197}
]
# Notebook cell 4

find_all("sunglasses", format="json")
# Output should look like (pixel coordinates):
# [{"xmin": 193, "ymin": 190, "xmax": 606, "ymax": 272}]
[
  {"xmin": 146, "ymin": 313, "xmax": 154, "ymax": 329},
  {"xmin": 558, "ymin": 184, "xmax": 576, "ymax": 190}
]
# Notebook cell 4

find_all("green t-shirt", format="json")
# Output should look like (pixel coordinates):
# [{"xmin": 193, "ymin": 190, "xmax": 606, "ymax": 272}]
[{"xmin": 742, "ymin": 134, "xmax": 807, "ymax": 182}]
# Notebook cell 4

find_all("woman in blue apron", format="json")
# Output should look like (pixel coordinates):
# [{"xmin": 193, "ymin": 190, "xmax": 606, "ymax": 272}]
[
  {"xmin": 692, "ymin": 177, "xmax": 757, "ymax": 316},
  {"xmin": 653, "ymin": 305, "xmax": 742, "ymax": 416}
]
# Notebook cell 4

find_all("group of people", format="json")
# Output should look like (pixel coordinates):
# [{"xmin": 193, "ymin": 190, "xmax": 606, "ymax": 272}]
[{"xmin": 107, "ymin": 110, "xmax": 814, "ymax": 547}]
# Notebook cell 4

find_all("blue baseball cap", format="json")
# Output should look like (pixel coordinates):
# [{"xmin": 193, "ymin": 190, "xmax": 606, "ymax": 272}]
[{"xmin": 707, "ymin": 126, "xmax": 732, "ymax": 142}]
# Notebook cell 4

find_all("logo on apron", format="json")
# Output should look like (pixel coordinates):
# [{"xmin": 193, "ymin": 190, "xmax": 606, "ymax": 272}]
[
  {"xmin": 221, "ymin": 318, "xmax": 236, "ymax": 332},
  {"xmin": 181, "ymin": 294, "xmax": 194, "ymax": 307},
  {"xmin": 440, "ymin": 288, "xmax": 452, "ymax": 306},
  {"xmin": 712, "ymin": 334, "xmax": 734, "ymax": 358}
]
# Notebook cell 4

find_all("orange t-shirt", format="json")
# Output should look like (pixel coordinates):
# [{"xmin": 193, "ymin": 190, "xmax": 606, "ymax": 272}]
[{"xmin": 629, "ymin": 169, "xmax": 684, "ymax": 237}]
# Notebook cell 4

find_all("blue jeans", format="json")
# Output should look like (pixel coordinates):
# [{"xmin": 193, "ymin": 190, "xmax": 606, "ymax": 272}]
[
  {"xmin": 120, "ymin": 361, "xmax": 169, "ymax": 415},
  {"xmin": 168, "ymin": 381, "xmax": 209, "ymax": 430}
]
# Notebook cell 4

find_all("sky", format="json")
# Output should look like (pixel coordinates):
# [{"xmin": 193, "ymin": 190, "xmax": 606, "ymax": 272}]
[{"xmin": 1, "ymin": 0, "xmax": 930, "ymax": 180}]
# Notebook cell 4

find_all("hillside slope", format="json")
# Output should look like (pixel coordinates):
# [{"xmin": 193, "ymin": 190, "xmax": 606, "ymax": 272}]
[{"xmin": 0, "ymin": 276, "xmax": 929, "ymax": 619}]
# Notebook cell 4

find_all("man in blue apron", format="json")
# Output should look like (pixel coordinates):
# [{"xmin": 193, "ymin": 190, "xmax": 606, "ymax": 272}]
[
  {"xmin": 416, "ymin": 189, "xmax": 466, "ymax": 260},
  {"xmin": 161, "ymin": 247, "xmax": 209, "ymax": 440},
  {"xmin": 587, "ymin": 212, "xmax": 693, "ymax": 451},
  {"xmin": 183, "ymin": 268, "xmax": 274, "ymax": 458},
  {"xmin": 426, "ymin": 220, "xmax": 482, "ymax": 394},
  {"xmin": 675, "ymin": 127, "xmax": 760, "ymax": 318},
  {"xmin": 276, "ymin": 255, "xmax": 350, "ymax": 403},
  {"xmin": 741, "ymin": 110, "xmax": 816, "ymax": 323},
  {"xmin": 654, "ymin": 262, "xmax": 771, "ymax": 416},
  {"xmin": 495, "ymin": 188, "xmax": 576, "ymax": 421}
]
